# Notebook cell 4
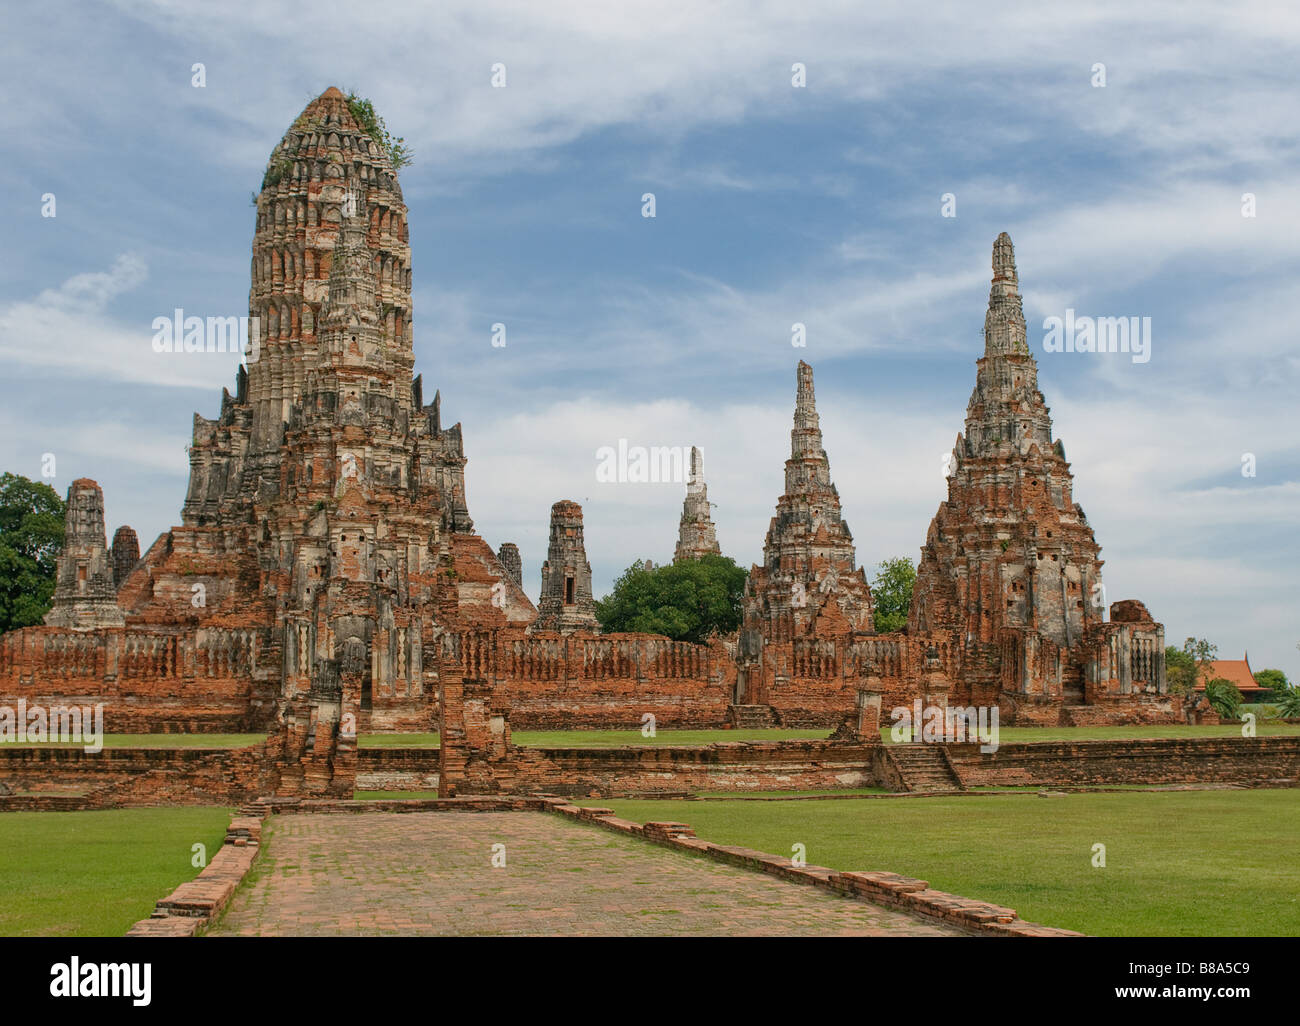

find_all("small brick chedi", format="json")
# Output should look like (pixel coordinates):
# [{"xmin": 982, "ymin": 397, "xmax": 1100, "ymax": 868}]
[
  {"xmin": 533, "ymin": 501, "xmax": 598, "ymax": 634},
  {"xmin": 44, "ymin": 479, "xmax": 126, "ymax": 630},
  {"xmin": 673, "ymin": 447, "xmax": 721, "ymax": 563},
  {"xmin": 0, "ymin": 91, "xmax": 1175, "ymax": 793}
]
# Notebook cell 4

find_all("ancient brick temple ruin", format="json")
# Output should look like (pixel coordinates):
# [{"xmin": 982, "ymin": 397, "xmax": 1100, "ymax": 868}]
[
  {"xmin": 533, "ymin": 501, "xmax": 599, "ymax": 633},
  {"xmin": 736, "ymin": 361, "xmax": 877, "ymax": 726},
  {"xmin": 910, "ymin": 233, "xmax": 1168, "ymax": 724},
  {"xmin": 0, "ymin": 89, "xmax": 1177, "ymax": 799},
  {"xmin": 673, "ymin": 447, "xmax": 721, "ymax": 563},
  {"xmin": 43, "ymin": 479, "xmax": 125, "ymax": 630}
]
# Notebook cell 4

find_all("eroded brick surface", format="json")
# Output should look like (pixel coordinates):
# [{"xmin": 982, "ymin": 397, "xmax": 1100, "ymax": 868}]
[{"xmin": 208, "ymin": 812, "xmax": 962, "ymax": 936}]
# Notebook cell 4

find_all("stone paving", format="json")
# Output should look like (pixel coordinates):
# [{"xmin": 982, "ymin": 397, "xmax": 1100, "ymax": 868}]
[{"xmin": 207, "ymin": 811, "xmax": 962, "ymax": 936}]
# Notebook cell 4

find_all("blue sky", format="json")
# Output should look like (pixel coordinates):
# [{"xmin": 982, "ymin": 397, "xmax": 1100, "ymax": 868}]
[{"xmin": 1, "ymin": 0, "xmax": 1296, "ymax": 680}]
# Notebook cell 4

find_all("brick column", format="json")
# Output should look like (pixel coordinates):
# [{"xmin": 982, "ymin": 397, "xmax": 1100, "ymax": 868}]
[
  {"xmin": 856, "ymin": 679, "xmax": 885, "ymax": 738},
  {"xmin": 437, "ymin": 642, "xmax": 466, "ymax": 798}
]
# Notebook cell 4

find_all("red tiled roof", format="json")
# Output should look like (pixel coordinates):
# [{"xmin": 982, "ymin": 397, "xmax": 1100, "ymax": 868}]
[{"xmin": 1195, "ymin": 655, "xmax": 1261, "ymax": 693}]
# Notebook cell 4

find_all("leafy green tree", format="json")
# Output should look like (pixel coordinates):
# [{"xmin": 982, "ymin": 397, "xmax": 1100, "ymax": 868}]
[
  {"xmin": 1253, "ymin": 668, "xmax": 1291, "ymax": 698},
  {"xmin": 1165, "ymin": 644, "xmax": 1196, "ymax": 693},
  {"xmin": 871, "ymin": 556, "xmax": 916, "ymax": 633},
  {"xmin": 0, "ymin": 473, "xmax": 66, "ymax": 633},
  {"xmin": 1167, "ymin": 637, "xmax": 1216, "ymax": 695},
  {"xmin": 595, "ymin": 555, "xmax": 748, "ymax": 643}
]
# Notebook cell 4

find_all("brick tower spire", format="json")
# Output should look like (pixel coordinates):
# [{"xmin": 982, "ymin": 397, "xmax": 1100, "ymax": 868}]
[
  {"xmin": 983, "ymin": 231, "xmax": 1028, "ymax": 357},
  {"xmin": 910, "ymin": 233, "xmax": 1110, "ymax": 702},
  {"xmin": 533, "ymin": 500, "xmax": 599, "ymax": 633},
  {"xmin": 763, "ymin": 361, "xmax": 862, "ymax": 583},
  {"xmin": 963, "ymin": 232, "xmax": 1053, "ymax": 458},
  {"xmin": 242, "ymin": 86, "xmax": 413, "ymax": 462},
  {"xmin": 45, "ymin": 479, "xmax": 125, "ymax": 629},
  {"xmin": 674, "ymin": 446, "xmax": 721, "ymax": 562},
  {"xmin": 741, "ymin": 362, "xmax": 873, "ymax": 647}
]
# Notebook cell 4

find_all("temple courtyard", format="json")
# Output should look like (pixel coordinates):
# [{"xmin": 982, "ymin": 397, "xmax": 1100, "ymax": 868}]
[
  {"xmin": 205, "ymin": 811, "xmax": 959, "ymax": 937},
  {"xmin": 3, "ymin": 784, "xmax": 1296, "ymax": 937}
]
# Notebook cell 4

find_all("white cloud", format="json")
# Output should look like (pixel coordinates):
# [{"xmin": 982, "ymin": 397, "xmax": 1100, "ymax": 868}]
[{"xmin": 0, "ymin": 255, "xmax": 247, "ymax": 391}]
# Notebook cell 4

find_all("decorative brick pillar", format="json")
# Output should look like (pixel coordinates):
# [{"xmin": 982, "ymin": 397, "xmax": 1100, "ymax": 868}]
[
  {"xmin": 438, "ymin": 634, "xmax": 516, "ymax": 796},
  {"xmin": 438, "ymin": 639, "xmax": 467, "ymax": 797},
  {"xmin": 856, "ymin": 679, "xmax": 885, "ymax": 738},
  {"xmin": 922, "ymin": 673, "xmax": 950, "ymax": 743}
]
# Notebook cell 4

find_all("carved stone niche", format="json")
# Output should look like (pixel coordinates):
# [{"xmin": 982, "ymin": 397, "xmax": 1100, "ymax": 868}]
[
  {"xmin": 310, "ymin": 659, "xmax": 341, "ymax": 700},
  {"xmin": 341, "ymin": 635, "xmax": 367, "ymax": 675}
]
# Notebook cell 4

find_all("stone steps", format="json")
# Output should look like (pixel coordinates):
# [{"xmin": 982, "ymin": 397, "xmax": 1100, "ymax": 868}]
[
  {"xmin": 728, "ymin": 704, "xmax": 777, "ymax": 729},
  {"xmin": 887, "ymin": 744, "xmax": 964, "ymax": 792}
]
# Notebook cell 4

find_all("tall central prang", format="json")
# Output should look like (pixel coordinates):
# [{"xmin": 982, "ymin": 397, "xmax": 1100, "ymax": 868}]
[{"xmin": 114, "ymin": 88, "xmax": 533, "ymax": 751}]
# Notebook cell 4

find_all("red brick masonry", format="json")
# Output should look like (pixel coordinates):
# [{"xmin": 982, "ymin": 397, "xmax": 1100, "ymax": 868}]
[{"xmin": 4, "ymin": 735, "xmax": 1297, "ymax": 808}]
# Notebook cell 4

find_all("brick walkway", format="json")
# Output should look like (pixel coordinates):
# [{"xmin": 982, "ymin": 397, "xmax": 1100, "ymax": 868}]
[{"xmin": 207, "ymin": 811, "xmax": 961, "ymax": 936}]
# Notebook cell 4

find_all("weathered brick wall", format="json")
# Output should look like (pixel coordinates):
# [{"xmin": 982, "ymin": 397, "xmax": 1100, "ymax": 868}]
[
  {"xmin": 1060, "ymin": 697, "xmax": 1181, "ymax": 725},
  {"xmin": 0, "ymin": 740, "xmax": 278, "ymax": 807},
  {"xmin": 357, "ymin": 740, "xmax": 880, "ymax": 796},
  {"xmin": 355, "ymin": 736, "xmax": 1300, "ymax": 797},
  {"xmin": 504, "ymin": 679, "xmax": 731, "ymax": 729},
  {"xmin": 6, "ymin": 736, "xmax": 1296, "ymax": 807},
  {"xmin": 0, "ymin": 746, "xmax": 211, "ymax": 792},
  {"xmin": 760, "ymin": 633, "xmax": 964, "ymax": 727},
  {"xmin": 999, "ymin": 691, "xmax": 1186, "ymax": 726},
  {"xmin": 0, "ymin": 626, "xmax": 261, "ymax": 732},
  {"xmin": 91, "ymin": 740, "xmax": 280, "ymax": 806},
  {"xmin": 946, "ymin": 736, "xmax": 1300, "ymax": 787},
  {"xmin": 359, "ymin": 700, "xmax": 433, "ymax": 733},
  {"xmin": 473, "ymin": 629, "xmax": 735, "ymax": 729},
  {"xmin": 356, "ymin": 746, "xmax": 441, "ymax": 791}
]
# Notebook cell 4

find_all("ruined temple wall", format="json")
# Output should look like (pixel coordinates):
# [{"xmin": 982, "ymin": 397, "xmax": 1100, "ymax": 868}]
[
  {"xmin": 447, "ymin": 628, "xmax": 734, "ymax": 729},
  {"xmin": 356, "ymin": 741, "xmax": 881, "ymax": 796},
  {"xmin": 0, "ymin": 626, "xmax": 260, "ymax": 732},
  {"xmin": 361, "ymin": 700, "xmax": 434, "ymax": 733},
  {"xmin": 0, "ymin": 745, "xmax": 268, "ymax": 794},
  {"xmin": 750, "ymin": 632, "xmax": 969, "ymax": 726},
  {"xmin": 504, "ymin": 679, "xmax": 731, "ymax": 730},
  {"xmin": 946, "ymin": 737, "xmax": 1299, "ymax": 788}
]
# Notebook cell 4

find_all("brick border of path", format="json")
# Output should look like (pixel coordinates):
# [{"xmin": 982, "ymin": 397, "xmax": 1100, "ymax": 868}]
[
  {"xmin": 538, "ymin": 799, "xmax": 1083, "ymax": 937},
  {"xmin": 126, "ymin": 802, "xmax": 268, "ymax": 936},
  {"xmin": 126, "ymin": 795, "xmax": 1082, "ymax": 937}
]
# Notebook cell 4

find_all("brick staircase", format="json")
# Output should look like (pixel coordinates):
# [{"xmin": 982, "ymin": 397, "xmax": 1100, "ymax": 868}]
[
  {"xmin": 728, "ymin": 704, "xmax": 778, "ymax": 729},
  {"xmin": 886, "ymin": 744, "xmax": 965, "ymax": 792}
]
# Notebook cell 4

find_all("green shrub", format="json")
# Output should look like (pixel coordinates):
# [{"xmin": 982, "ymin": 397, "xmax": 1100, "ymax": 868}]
[
  {"xmin": 1204, "ymin": 678, "xmax": 1244, "ymax": 719},
  {"xmin": 344, "ymin": 92, "xmax": 412, "ymax": 170},
  {"xmin": 1275, "ymin": 688, "xmax": 1300, "ymax": 718}
]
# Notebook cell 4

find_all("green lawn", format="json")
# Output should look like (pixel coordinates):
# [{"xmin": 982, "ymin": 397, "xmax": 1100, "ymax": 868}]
[
  {"xmin": 692, "ymin": 787, "xmax": 890, "ymax": 799},
  {"xmin": 358, "ymin": 728, "xmax": 831, "ymax": 748},
  {"xmin": 583, "ymin": 790, "xmax": 1300, "ymax": 936},
  {"xmin": 4, "ymin": 734, "xmax": 266, "ymax": 749},
  {"xmin": 356, "ymin": 723, "xmax": 1299, "ymax": 749},
  {"xmin": 352, "ymin": 790, "xmax": 441, "ymax": 799},
  {"xmin": 7, "ymin": 724, "xmax": 1292, "ymax": 751},
  {"xmin": 0, "ymin": 807, "xmax": 233, "ymax": 936},
  {"xmin": 884, "ymin": 723, "xmax": 1300, "ymax": 743}
]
